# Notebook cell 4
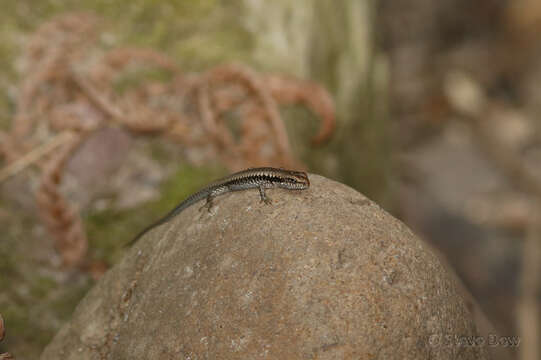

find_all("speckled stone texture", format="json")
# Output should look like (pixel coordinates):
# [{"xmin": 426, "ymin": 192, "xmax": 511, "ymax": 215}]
[{"xmin": 41, "ymin": 174, "xmax": 488, "ymax": 359}]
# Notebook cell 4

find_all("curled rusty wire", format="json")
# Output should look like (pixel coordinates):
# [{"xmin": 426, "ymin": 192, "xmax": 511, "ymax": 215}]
[
  {"xmin": 35, "ymin": 134, "xmax": 88, "ymax": 267},
  {"xmin": 0, "ymin": 12, "xmax": 336, "ymax": 268}
]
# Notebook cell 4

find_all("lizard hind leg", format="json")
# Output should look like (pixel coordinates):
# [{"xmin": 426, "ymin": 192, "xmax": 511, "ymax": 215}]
[
  {"xmin": 199, "ymin": 186, "xmax": 228, "ymax": 213},
  {"xmin": 199, "ymin": 194, "xmax": 215, "ymax": 212},
  {"xmin": 259, "ymin": 185, "xmax": 272, "ymax": 205}
]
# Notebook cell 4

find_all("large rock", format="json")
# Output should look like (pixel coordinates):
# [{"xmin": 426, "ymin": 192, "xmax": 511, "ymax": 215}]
[{"xmin": 41, "ymin": 174, "xmax": 488, "ymax": 359}]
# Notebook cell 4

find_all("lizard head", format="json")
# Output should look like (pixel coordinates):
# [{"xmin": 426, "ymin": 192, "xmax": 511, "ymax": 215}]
[{"xmin": 278, "ymin": 169, "xmax": 310, "ymax": 190}]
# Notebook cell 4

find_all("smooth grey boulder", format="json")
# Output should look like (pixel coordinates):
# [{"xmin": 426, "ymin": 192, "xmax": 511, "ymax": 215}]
[{"xmin": 41, "ymin": 174, "xmax": 488, "ymax": 359}]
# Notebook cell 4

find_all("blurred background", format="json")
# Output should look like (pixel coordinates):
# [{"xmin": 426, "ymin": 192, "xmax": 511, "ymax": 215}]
[{"xmin": 0, "ymin": 0, "xmax": 539, "ymax": 359}]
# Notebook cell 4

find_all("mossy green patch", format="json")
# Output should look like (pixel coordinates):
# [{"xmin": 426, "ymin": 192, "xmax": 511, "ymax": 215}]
[
  {"xmin": 146, "ymin": 141, "xmax": 176, "ymax": 165},
  {"xmin": 29, "ymin": 276, "xmax": 58, "ymax": 299},
  {"xmin": 0, "ymin": 283, "xmax": 89, "ymax": 359},
  {"xmin": 50, "ymin": 282, "xmax": 93, "ymax": 321},
  {"xmin": 0, "ymin": 242, "xmax": 17, "ymax": 289},
  {"xmin": 0, "ymin": 302, "xmax": 56, "ymax": 357}
]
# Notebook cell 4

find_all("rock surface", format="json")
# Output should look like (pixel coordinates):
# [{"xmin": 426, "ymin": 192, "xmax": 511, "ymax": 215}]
[{"xmin": 41, "ymin": 174, "xmax": 488, "ymax": 359}]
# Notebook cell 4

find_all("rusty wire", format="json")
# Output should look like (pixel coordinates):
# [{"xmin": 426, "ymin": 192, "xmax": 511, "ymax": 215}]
[{"xmin": 0, "ymin": 12, "xmax": 336, "ymax": 268}]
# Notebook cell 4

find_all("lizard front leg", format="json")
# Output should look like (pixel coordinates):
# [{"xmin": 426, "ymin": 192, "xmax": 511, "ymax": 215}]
[{"xmin": 258, "ymin": 184, "xmax": 272, "ymax": 205}]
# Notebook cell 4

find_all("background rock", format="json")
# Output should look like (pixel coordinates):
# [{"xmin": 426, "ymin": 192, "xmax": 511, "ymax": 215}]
[{"xmin": 41, "ymin": 175, "xmax": 487, "ymax": 359}]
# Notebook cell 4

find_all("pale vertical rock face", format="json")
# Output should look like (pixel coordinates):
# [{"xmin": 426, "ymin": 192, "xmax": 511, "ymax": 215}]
[
  {"xmin": 242, "ymin": 0, "xmax": 376, "ymax": 113},
  {"xmin": 41, "ymin": 175, "xmax": 488, "ymax": 359},
  {"xmin": 243, "ymin": 0, "xmax": 314, "ymax": 77}
]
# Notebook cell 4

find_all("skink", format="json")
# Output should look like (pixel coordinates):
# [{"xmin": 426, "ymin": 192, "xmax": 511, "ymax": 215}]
[{"xmin": 128, "ymin": 167, "xmax": 310, "ymax": 245}]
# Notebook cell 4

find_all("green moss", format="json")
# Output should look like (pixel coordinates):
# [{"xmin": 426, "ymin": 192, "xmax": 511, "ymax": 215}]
[
  {"xmin": 2, "ymin": 301, "xmax": 56, "ymax": 336},
  {"xmin": 50, "ymin": 283, "xmax": 93, "ymax": 321},
  {"xmin": 1, "ymin": 301, "xmax": 65, "ymax": 358},
  {"xmin": 147, "ymin": 141, "xmax": 175, "ymax": 164},
  {"xmin": 29, "ymin": 276, "xmax": 58, "ymax": 299},
  {"xmin": 1, "ymin": 303, "xmax": 29, "ymax": 336},
  {"xmin": 0, "ymin": 244, "xmax": 17, "ymax": 289},
  {"xmin": 85, "ymin": 207, "xmax": 137, "ymax": 264},
  {"xmin": 0, "ymin": 258, "xmax": 67, "ymax": 357}
]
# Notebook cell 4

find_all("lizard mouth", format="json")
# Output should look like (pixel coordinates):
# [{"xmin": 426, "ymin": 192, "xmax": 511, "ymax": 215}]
[
  {"xmin": 294, "ymin": 174, "xmax": 310, "ymax": 189},
  {"xmin": 298, "ymin": 172, "xmax": 310, "ymax": 188}
]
